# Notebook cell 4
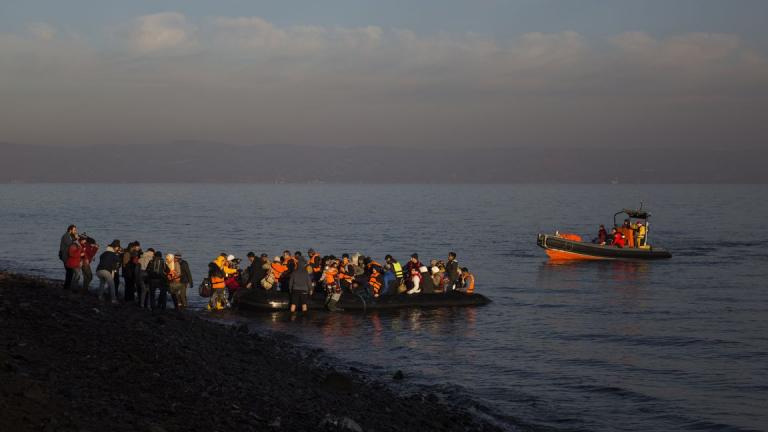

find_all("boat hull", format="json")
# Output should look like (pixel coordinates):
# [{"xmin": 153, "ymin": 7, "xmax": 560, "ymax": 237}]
[
  {"xmin": 537, "ymin": 233, "xmax": 672, "ymax": 260},
  {"xmin": 234, "ymin": 289, "xmax": 491, "ymax": 312}
]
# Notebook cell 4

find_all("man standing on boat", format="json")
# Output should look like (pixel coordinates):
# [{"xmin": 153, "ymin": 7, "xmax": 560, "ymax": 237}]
[{"xmin": 445, "ymin": 252, "xmax": 460, "ymax": 292}]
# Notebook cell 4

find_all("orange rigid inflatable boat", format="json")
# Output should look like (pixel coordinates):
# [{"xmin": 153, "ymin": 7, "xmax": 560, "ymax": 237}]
[{"xmin": 537, "ymin": 208, "xmax": 673, "ymax": 261}]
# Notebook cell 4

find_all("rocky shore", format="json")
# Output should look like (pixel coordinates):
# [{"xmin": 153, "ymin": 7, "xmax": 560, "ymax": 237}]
[{"xmin": 0, "ymin": 272, "xmax": 505, "ymax": 432}]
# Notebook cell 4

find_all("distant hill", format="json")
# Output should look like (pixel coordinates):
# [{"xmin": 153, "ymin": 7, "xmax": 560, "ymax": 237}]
[{"xmin": 1, "ymin": 141, "xmax": 765, "ymax": 183}]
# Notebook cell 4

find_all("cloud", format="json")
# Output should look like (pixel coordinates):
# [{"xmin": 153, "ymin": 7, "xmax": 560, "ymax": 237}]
[
  {"xmin": 0, "ymin": 13, "xmax": 766, "ymax": 150},
  {"xmin": 26, "ymin": 22, "xmax": 57, "ymax": 41},
  {"xmin": 128, "ymin": 12, "xmax": 196, "ymax": 53}
]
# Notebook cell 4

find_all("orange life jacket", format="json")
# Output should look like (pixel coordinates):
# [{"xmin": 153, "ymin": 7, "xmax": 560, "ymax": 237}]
[
  {"xmin": 309, "ymin": 254, "xmax": 321, "ymax": 273},
  {"xmin": 338, "ymin": 259, "xmax": 354, "ymax": 282},
  {"xmin": 367, "ymin": 261, "xmax": 383, "ymax": 294},
  {"xmin": 324, "ymin": 267, "xmax": 339, "ymax": 285},
  {"xmin": 211, "ymin": 276, "xmax": 225, "ymax": 289},
  {"xmin": 464, "ymin": 274, "xmax": 475, "ymax": 294},
  {"xmin": 271, "ymin": 262, "xmax": 288, "ymax": 279}
]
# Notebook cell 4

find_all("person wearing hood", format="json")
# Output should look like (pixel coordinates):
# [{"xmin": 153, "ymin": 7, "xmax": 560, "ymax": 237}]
[
  {"xmin": 59, "ymin": 224, "xmax": 78, "ymax": 291},
  {"xmin": 95, "ymin": 240, "xmax": 122, "ymax": 303},
  {"xmin": 208, "ymin": 255, "xmax": 228, "ymax": 311}
]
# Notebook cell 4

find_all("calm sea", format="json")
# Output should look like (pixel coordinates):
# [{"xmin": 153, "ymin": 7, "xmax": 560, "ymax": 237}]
[{"xmin": 1, "ymin": 184, "xmax": 766, "ymax": 431}]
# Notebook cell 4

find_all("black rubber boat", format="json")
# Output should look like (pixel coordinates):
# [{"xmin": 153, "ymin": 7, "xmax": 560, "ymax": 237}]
[{"xmin": 234, "ymin": 289, "xmax": 491, "ymax": 312}]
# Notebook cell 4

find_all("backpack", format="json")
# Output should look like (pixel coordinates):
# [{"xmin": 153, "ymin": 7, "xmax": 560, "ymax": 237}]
[{"xmin": 148, "ymin": 258, "xmax": 164, "ymax": 279}]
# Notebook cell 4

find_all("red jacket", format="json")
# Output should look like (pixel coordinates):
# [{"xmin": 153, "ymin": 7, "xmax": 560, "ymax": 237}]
[
  {"xmin": 66, "ymin": 243, "xmax": 83, "ymax": 269},
  {"xmin": 612, "ymin": 232, "xmax": 626, "ymax": 248},
  {"xmin": 81, "ymin": 242, "xmax": 99, "ymax": 265}
]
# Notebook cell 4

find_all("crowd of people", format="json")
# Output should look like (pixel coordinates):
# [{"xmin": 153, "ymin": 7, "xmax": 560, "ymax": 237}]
[
  {"xmin": 58, "ymin": 224, "xmax": 477, "ymax": 313},
  {"xmin": 58, "ymin": 224, "xmax": 194, "ymax": 310},
  {"xmin": 594, "ymin": 219, "xmax": 648, "ymax": 248}
]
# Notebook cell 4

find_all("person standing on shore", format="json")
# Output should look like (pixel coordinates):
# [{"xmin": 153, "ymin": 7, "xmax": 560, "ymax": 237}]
[
  {"xmin": 157, "ymin": 253, "xmax": 177, "ymax": 310},
  {"xmin": 64, "ymin": 235, "xmax": 84, "ymax": 292},
  {"xmin": 79, "ymin": 235, "xmax": 99, "ymax": 294},
  {"xmin": 59, "ymin": 225, "xmax": 78, "ymax": 290},
  {"xmin": 122, "ymin": 242, "xmax": 141, "ymax": 301},
  {"xmin": 208, "ymin": 256, "xmax": 227, "ymax": 311},
  {"xmin": 172, "ymin": 253, "xmax": 193, "ymax": 309},
  {"xmin": 146, "ymin": 250, "xmax": 168, "ymax": 310},
  {"xmin": 138, "ymin": 248, "xmax": 155, "ymax": 308},
  {"xmin": 288, "ymin": 260, "xmax": 311, "ymax": 313},
  {"xmin": 95, "ymin": 240, "xmax": 121, "ymax": 303}
]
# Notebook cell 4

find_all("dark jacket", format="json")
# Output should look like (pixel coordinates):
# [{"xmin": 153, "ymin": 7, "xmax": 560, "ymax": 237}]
[
  {"xmin": 148, "ymin": 257, "xmax": 169, "ymax": 281},
  {"xmin": 445, "ymin": 259, "xmax": 459, "ymax": 282},
  {"xmin": 419, "ymin": 270, "xmax": 436, "ymax": 294},
  {"xmin": 96, "ymin": 250, "xmax": 121, "ymax": 272},
  {"xmin": 249, "ymin": 259, "xmax": 268, "ymax": 287},
  {"xmin": 179, "ymin": 259, "xmax": 193, "ymax": 286},
  {"xmin": 59, "ymin": 233, "xmax": 75, "ymax": 262},
  {"xmin": 288, "ymin": 270, "xmax": 312, "ymax": 293}
]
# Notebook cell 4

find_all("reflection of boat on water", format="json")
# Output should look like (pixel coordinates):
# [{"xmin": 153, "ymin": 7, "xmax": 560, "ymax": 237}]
[
  {"xmin": 537, "ymin": 207, "xmax": 672, "ymax": 261},
  {"xmin": 235, "ymin": 289, "xmax": 491, "ymax": 312}
]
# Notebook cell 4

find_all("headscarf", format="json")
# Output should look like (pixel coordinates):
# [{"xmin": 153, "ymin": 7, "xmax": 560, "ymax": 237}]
[{"xmin": 166, "ymin": 254, "xmax": 176, "ymax": 272}]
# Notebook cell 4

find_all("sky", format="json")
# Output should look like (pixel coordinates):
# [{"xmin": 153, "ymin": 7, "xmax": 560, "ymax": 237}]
[{"xmin": 1, "ymin": 0, "xmax": 767, "ymax": 150}]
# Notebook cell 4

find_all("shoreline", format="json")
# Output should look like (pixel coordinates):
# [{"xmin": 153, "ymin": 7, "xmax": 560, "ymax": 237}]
[{"xmin": 0, "ymin": 271, "xmax": 509, "ymax": 432}]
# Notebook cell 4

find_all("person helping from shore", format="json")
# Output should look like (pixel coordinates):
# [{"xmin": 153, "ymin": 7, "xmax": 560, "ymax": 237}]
[
  {"xmin": 64, "ymin": 232, "xmax": 84, "ymax": 292},
  {"xmin": 146, "ymin": 250, "xmax": 168, "ymax": 310},
  {"xmin": 95, "ymin": 240, "xmax": 121, "ymax": 303},
  {"xmin": 207, "ymin": 255, "xmax": 227, "ymax": 311},
  {"xmin": 289, "ymin": 261, "xmax": 312, "ymax": 314},
  {"xmin": 59, "ymin": 225, "xmax": 79, "ymax": 291},
  {"xmin": 138, "ymin": 248, "xmax": 155, "ymax": 309},
  {"xmin": 79, "ymin": 234, "xmax": 99, "ymax": 294},
  {"xmin": 224, "ymin": 254, "xmax": 242, "ymax": 302}
]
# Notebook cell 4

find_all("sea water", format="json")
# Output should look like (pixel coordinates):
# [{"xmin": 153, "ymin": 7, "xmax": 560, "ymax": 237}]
[{"xmin": 0, "ymin": 184, "xmax": 766, "ymax": 431}]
